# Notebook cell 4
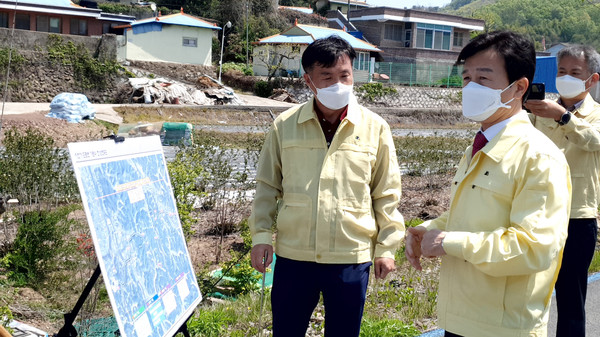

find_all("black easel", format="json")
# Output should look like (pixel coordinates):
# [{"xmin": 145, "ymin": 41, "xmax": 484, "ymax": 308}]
[
  {"xmin": 54, "ymin": 265, "xmax": 193, "ymax": 337},
  {"xmin": 54, "ymin": 265, "xmax": 102, "ymax": 337},
  {"xmin": 56, "ymin": 135, "xmax": 193, "ymax": 337},
  {"xmin": 55, "ymin": 135, "xmax": 124, "ymax": 337}
]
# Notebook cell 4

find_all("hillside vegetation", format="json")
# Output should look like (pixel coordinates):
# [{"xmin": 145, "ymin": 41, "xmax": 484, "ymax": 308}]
[{"xmin": 445, "ymin": 0, "xmax": 600, "ymax": 50}]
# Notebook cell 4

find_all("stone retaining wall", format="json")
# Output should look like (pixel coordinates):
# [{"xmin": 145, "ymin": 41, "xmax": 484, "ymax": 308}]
[{"xmin": 287, "ymin": 85, "xmax": 462, "ymax": 109}]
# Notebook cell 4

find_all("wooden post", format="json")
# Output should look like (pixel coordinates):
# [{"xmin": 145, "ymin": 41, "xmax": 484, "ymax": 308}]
[{"xmin": 0, "ymin": 325, "xmax": 13, "ymax": 337}]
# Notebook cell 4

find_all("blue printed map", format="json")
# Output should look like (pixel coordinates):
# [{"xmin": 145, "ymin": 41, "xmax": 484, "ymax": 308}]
[{"xmin": 69, "ymin": 136, "xmax": 202, "ymax": 337}]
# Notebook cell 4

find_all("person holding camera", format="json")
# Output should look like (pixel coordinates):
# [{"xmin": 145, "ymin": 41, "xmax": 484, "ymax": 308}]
[{"xmin": 525, "ymin": 45, "xmax": 600, "ymax": 337}]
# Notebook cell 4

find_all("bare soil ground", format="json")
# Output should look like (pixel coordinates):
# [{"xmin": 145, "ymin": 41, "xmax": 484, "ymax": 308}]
[{"xmin": 0, "ymin": 106, "xmax": 453, "ymax": 334}]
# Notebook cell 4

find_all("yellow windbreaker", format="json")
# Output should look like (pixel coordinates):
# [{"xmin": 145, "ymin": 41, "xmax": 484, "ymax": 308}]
[
  {"xmin": 530, "ymin": 94, "xmax": 600, "ymax": 218},
  {"xmin": 249, "ymin": 98, "xmax": 405, "ymax": 263},
  {"xmin": 423, "ymin": 112, "xmax": 571, "ymax": 337}
]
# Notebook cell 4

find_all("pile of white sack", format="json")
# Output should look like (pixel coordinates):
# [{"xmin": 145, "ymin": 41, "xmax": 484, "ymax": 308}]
[{"xmin": 46, "ymin": 93, "xmax": 96, "ymax": 123}]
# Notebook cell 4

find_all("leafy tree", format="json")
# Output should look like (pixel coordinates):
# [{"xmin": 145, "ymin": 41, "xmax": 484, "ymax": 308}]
[{"xmin": 447, "ymin": 0, "xmax": 600, "ymax": 50}]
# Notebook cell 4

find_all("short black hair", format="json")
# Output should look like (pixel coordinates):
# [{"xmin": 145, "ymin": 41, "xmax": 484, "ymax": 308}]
[
  {"xmin": 456, "ymin": 30, "xmax": 536, "ymax": 85},
  {"xmin": 302, "ymin": 35, "xmax": 357, "ymax": 73}
]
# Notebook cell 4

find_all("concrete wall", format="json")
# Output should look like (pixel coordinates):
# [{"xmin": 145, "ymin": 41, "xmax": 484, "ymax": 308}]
[
  {"xmin": 0, "ymin": 27, "xmax": 117, "ymax": 61},
  {"xmin": 126, "ymin": 25, "xmax": 214, "ymax": 66}
]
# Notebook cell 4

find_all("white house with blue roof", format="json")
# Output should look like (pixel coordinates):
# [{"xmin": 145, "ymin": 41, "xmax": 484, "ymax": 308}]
[
  {"xmin": 123, "ymin": 9, "xmax": 220, "ymax": 66},
  {"xmin": 252, "ymin": 23, "xmax": 381, "ymax": 80}
]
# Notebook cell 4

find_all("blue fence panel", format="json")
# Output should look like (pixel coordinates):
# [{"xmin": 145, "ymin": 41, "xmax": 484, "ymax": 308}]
[{"xmin": 534, "ymin": 56, "xmax": 558, "ymax": 93}]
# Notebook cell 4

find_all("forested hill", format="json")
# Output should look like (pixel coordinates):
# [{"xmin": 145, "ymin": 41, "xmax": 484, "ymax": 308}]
[{"xmin": 443, "ymin": 0, "xmax": 600, "ymax": 50}]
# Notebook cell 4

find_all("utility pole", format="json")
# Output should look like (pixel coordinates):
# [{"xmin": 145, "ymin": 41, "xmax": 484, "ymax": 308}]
[
  {"xmin": 347, "ymin": 0, "xmax": 351, "ymax": 20},
  {"xmin": 246, "ymin": 0, "xmax": 249, "ymax": 68}
]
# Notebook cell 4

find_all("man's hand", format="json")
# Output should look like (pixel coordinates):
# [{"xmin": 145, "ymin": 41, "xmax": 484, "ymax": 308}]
[
  {"xmin": 250, "ymin": 244, "xmax": 273, "ymax": 273},
  {"xmin": 421, "ymin": 229, "xmax": 447, "ymax": 258},
  {"xmin": 405, "ymin": 226, "xmax": 427, "ymax": 271},
  {"xmin": 374, "ymin": 257, "xmax": 396, "ymax": 279},
  {"xmin": 524, "ymin": 99, "xmax": 565, "ymax": 121}
]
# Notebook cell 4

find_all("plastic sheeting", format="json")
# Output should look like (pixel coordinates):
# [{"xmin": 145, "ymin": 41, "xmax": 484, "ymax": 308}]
[
  {"xmin": 128, "ymin": 77, "xmax": 244, "ymax": 105},
  {"xmin": 46, "ymin": 93, "xmax": 96, "ymax": 123}
]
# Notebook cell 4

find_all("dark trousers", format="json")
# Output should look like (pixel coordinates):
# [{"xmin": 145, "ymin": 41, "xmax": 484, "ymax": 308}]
[
  {"xmin": 271, "ymin": 255, "xmax": 371, "ymax": 337},
  {"xmin": 555, "ymin": 218, "xmax": 598, "ymax": 337}
]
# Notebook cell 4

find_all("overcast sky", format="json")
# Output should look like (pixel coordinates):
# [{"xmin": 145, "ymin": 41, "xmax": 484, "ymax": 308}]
[{"xmin": 366, "ymin": 0, "xmax": 453, "ymax": 9}]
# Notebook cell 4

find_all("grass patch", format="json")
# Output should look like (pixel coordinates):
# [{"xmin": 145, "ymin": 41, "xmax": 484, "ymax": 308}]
[
  {"xmin": 115, "ymin": 106, "xmax": 279, "ymax": 126},
  {"xmin": 589, "ymin": 250, "xmax": 600, "ymax": 274},
  {"xmin": 92, "ymin": 119, "xmax": 119, "ymax": 135}
]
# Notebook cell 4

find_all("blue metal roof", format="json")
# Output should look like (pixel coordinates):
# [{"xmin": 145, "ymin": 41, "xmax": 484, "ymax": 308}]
[
  {"xmin": 132, "ymin": 13, "xmax": 220, "ymax": 30},
  {"xmin": 258, "ymin": 24, "xmax": 381, "ymax": 52}
]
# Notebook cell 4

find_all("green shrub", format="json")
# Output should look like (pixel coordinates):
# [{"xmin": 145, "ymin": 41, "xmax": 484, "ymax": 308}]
[
  {"xmin": 0, "ymin": 127, "xmax": 78, "ymax": 205},
  {"xmin": 0, "ymin": 305, "xmax": 13, "ymax": 334},
  {"xmin": 222, "ymin": 62, "xmax": 253, "ymax": 76},
  {"xmin": 395, "ymin": 133, "xmax": 472, "ymax": 176},
  {"xmin": 0, "ymin": 47, "xmax": 26, "ymax": 76},
  {"xmin": 2, "ymin": 206, "xmax": 76, "ymax": 285},
  {"xmin": 187, "ymin": 306, "xmax": 237, "ymax": 337},
  {"xmin": 357, "ymin": 83, "xmax": 398, "ymax": 101},
  {"xmin": 254, "ymin": 80, "xmax": 273, "ymax": 98},
  {"xmin": 360, "ymin": 317, "xmax": 420, "ymax": 337},
  {"xmin": 167, "ymin": 143, "xmax": 208, "ymax": 240},
  {"xmin": 220, "ymin": 252, "xmax": 261, "ymax": 296},
  {"xmin": 435, "ymin": 75, "xmax": 463, "ymax": 88},
  {"xmin": 47, "ymin": 34, "xmax": 122, "ymax": 90}
]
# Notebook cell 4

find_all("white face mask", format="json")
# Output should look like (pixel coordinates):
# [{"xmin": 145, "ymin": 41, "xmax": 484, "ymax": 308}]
[
  {"xmin": 555, "ymin": 74, "xmax": 592, "ymax": 99},
  {"xmin": 462, "ymin": 81, "xmax": 515, "ymax": 122},
  {"xmin": 308, "ymin": 76, "xmax": 354, "ymax": 110}
]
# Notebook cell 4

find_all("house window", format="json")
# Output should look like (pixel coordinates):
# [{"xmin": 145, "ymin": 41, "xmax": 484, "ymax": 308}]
[
  {"xmin": 15, "ymin": 13, "xmax": 30, "ymax": 30},
  {"xmin": 183, "ymin": 37, "xmax": 197, "ymax": 47},
  {"xmin": 37, "ymin": 16, "xmax": 61, "ymax": 33},
  {"xmin": 416, "ymin": 23, "xmax": 451, "ymax": 50},
  {"xmin": 404, "ymin": 30, "xmax": 412, "ymax": 47},
  {"xmin": 384, "ymin": 24, "xmax": 403, "ymax": 41},
  {"xmin": 103, "ymin": 23, "xmax": 116, "ymax": 34},
  {"xmin": 0, "ymin": 12, "xmax": 8, "ymax": 28},
  {"xmin": 453, "ymin": 31, "xmax": 464, "ymax": 47},
  {"xmin": 70, "ymin": 18, "xmax": 88, "ymax": 35},
  {"xmin": 353, "ymin": 52, "xmax": 370, "ymax": 71}
]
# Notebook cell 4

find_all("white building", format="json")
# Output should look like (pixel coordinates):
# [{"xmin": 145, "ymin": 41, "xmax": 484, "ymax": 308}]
[{"xmin": 123, "ymin": 9, "xmax": 220, "ymax": 65}]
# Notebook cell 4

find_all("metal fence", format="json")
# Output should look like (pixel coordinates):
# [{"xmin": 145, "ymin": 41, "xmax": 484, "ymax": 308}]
[{"xmin": 374, "ymin": 62, "xmax": 463, "ymax": 88}]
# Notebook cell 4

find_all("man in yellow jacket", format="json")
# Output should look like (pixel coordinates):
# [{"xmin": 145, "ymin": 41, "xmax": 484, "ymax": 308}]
[
  {"xmin": 406, "ymin": 31, "xmax": 571, "ymax": 337},
  {"xmin": 248, "ymin": 36, "xmax": 405, "ymax": 337},
  {"xmin": 525, "ymin": 45, "xmax": 600, "ymax": 337}
]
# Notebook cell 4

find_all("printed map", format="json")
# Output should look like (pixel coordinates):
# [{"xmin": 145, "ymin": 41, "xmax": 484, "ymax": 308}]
[{"xmin": 68, "ymin": 136, "xmax": 202, "ymax": 337}]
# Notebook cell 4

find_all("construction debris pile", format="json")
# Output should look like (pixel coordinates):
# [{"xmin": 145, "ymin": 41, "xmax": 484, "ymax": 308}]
[{"xmin": 126, "ymin": 75, "xmax": 244, "ymax": 105}]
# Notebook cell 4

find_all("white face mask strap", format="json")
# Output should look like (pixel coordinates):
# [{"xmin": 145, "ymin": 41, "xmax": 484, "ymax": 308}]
[
  {"xmin": 500, "ymin": 81, "xmax": 517, "ymax": 106},
  {"xmin": 583, "ymin": 73, "xmax": 595, "ymax": 91}
]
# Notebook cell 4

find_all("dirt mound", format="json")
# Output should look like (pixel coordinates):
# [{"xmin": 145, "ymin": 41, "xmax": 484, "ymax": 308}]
[{"xmin": 0, "ymin": 112, "xmax": 112, "ymax": 147}]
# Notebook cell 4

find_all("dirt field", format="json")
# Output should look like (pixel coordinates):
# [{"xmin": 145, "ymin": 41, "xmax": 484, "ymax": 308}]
[{"xmin": 0, "ymin": 105, "xmax": 454, "ymax": 334}]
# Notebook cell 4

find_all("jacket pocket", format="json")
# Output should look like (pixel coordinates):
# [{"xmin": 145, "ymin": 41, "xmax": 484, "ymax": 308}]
[
  {"xmin": 335, "ymin": 205, "xmax": 375, "ymax": 252},
  {"xmin": 336, "ymin": 143, "xmax": 376, "ymax": 185},
  {"xmin": 447, "ymin": 263, "xmax": 507, "ymax": 326},
  {"xmin": 276, "ymin": 193, "xmax": 313, "ymax": 249}
]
